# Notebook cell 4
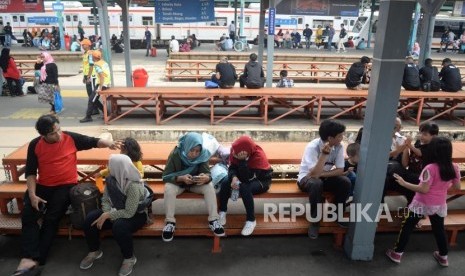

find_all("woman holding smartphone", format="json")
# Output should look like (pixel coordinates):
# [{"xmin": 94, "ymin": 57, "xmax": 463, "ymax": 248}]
[{"xmin": 161, "ymin": 132, "xmax": 225, "ymax": 242}]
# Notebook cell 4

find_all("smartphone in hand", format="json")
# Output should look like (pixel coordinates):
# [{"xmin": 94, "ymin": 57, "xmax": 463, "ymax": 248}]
[{"xmin": 39, "ymin": 202, "xmax": 47, "ymax": 213}]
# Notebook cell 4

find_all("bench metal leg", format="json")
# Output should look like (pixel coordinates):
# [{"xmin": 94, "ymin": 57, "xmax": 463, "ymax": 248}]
[
  {"xmin": 333, "ymin": 232, "xmax": 345, "ymax": 249},
  {"xmin": 212, "ymin": 236, "xmax": 222, "ymax": 253},
  {"xmin": 17, "ymin": 198, "xmax": 24, "ymax": 213},
  {"xmin": 0, "ymin": 199, "xmax": 9, "ymax": 214},
  {"xmin": 448, "ymin": 229, "xmax": 458, "ymax": 247}
]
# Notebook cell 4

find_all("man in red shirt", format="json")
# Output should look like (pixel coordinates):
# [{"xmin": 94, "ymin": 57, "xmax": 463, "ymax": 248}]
[{"xmin": 12, "ymin": 114, "xmax": 119, "ymax": 275}]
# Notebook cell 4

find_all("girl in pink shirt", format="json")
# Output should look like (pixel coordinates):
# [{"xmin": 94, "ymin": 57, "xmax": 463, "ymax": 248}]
[{"xmin": 386, "ymin": 137, "xmax": 460, "ymax": 267}]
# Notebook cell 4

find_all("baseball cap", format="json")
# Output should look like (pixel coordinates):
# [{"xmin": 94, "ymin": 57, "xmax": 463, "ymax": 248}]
[
  {"xmin": 81, "ymin": 38, "xmax": 92, "ymax": 46},
  {"xmin": 92, "ymin": 50, "xmax": 102, "ymax": 59}
]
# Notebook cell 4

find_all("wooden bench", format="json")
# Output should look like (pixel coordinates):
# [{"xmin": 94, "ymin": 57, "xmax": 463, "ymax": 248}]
[
  {"xmin": 99, "ymin": 87, "xmax": 465, "ymax": 126},
  {"xmin": 165, "ymin": 60, "xmax": 353, "ymax": 82},
  {"xmin": 165, "ymin": 59, "xmax": 465, "ymax": 83},
  {"xmin": 3, "ymin": 139, "xmax": 465, "ymax": 251},
  {"xmin": 2, "ymin": 179, "xmax": 465, "ymax": 251}
]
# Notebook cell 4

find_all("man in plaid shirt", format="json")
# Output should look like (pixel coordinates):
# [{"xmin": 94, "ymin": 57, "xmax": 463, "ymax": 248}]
[{"xmin": 276, "ymin": 70, "xmax": 294, "ymax": 87}]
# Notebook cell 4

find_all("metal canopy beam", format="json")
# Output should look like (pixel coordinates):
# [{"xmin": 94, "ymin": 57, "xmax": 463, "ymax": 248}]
[
  {"xmin": 418, "ymin": 0, "xmax": 447, "ymax": 64},
  {"xmin": 115, "ymin": 0, "xmax": 133, "ymax": 87}
]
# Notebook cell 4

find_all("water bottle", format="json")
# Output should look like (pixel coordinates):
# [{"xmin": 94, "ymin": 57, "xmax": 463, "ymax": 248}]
[{"xmin": 230, "ymin": 181, "xmax": 240, "ymax": 201}]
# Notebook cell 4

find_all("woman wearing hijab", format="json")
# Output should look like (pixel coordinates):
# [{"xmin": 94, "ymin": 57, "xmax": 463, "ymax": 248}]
[
  {"xmin": 0, "ymin": 48, "xmax": 23, "ymax": 97},
  {"xmin": 80, "ymin": 154, "xmax": 148, "ymax": 276},
  {"xmin": 218, "ymin": 136, "xmax": 273, "ymax": 236},
  {"xmin": 35, "ymin": 52, "xmax": 59, "ymax": 113},
  {"xmin": 161, "ymin": 132, "xmax": 225, "ymax": 242}
]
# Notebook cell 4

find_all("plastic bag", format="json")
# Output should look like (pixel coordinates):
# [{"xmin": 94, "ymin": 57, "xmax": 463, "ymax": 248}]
[
  {"xmin": 54, "ymin": 90, "xmax": 63, "ymax": 113},
  {"xmin": 205, "ymin": 80, "xmax": 219, "ymax": 88}
]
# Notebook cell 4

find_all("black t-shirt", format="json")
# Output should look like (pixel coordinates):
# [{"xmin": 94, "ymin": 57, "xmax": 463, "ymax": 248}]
[
  {"xmin": 4, "ymin": 25, "xmax": 12, "ymax": 35},
  {"xmin": 439, "ymin": 64, "xmax": 462, "ymax": 92},
  {"xmin": 419, "ymin": 65, "xmax": 440, "ymax": 88},
  {"xmin": 35, "ymin": 62, "xmax": 59, "ymax": 85},
  {"xmin": 345, "ymin": 62, "xmax": 366, "ymax": 88},
  {"xmin": 216, "ymin": 62, "xmax": 237, "ymax": 87},
  {"xmin": 407, "ymin": 141, "xmax": 425, "ymax": 174},
  {"xmin": 303, "ymin": 28, "xmax": 313, "ymax": 38},
  {"xmin": 402, "ymin": 63, "xmax": 420, "ymax": 90},
  {"xmin": 344, "ymin": 160, "xmax": 357, "ymax": 173}
]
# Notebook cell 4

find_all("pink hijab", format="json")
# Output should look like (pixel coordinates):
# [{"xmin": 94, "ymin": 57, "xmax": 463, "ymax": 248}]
[{"xmin": 40, "ymin": 52, "xmax": 55, "ymax": 82}]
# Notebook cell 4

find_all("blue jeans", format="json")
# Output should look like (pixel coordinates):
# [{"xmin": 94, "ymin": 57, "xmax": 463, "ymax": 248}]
[
  {"xmin": 305, "ymin": 36, "xmax": 311, "ymax": 48},
  {"xmin": 5, "ymin": 34, "xmax": 11, "ymax": 47},
  {"xmin": 346, "ymin": 171, "xmax": 357, "ymax": 196},
  {"xmin": 327, "ymin": 36, "xmax": 333, "ymax": 51}
]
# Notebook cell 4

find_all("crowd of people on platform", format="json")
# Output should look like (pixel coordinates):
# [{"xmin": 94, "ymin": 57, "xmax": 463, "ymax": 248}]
[
  {"xmin": 437, "ymin": 28, "xmax": 465, "ymax": 54},
  {"xmin": 214, "ymin": 22, "xmax": 362, "ymax": 52},
  {"xmin": 401, "ymin": 56, "xmax": 462, "ymax": 92},
  {"xmin": 9, "ymin": 113, "xmax": 461, "ymax": 275},
  {"xmin": 342, "ymin": 55, "xmax": 463, "ymax": 92}
]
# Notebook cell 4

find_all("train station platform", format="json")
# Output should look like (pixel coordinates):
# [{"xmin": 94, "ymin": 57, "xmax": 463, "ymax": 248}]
[{"xmin": 1, "ymin": 45, "xmax": 465, "ymax": 276}]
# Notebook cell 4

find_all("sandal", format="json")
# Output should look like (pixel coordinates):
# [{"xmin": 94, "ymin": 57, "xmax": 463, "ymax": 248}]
[{"xmin": 11, "ymin": 265, "xmax": 40, "ymax": 276}]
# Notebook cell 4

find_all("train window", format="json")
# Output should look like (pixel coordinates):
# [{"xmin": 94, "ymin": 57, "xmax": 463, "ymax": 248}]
[
  {"xmin": 245, "ymin": 16, "xmax": 250, "ymax": 23},
  {"xmin": 312, "ymin": 20, "xmax": 333, "ymax": 29},
  {"xmin": 350, "ymin": 20, "xmax": 355, "ymax": 26},
  {"xmin": 20, "ymin": 16, "xmax": 25, "ymax": 22},
  {"xmin": 73, "ymin": 15, "xmax": 78, "ymax": 22},
  {"xmin": 66, "ymin": 15, "xmax": 71, "ymax": 22},
  {"xmin": 12, "ymin": 16, "xmax": 18, "ymax": 23},
  {"xmin": 298, "ymin": 18, "xmax": 303, "ymax": 24},
  {"xmin": 119, "ymin": 15, "xmax": 133, "ymax": 22},
  {"xmin": 216, "ymin": 17, "xmax": 227, "ymax": 26},
  {"xmin": 352, "ymin": 17, "xmax": 367, "ymax": 32},
  {"xmin": 0, "ymin": 17, "xmax": 3, "ymax": 25},
  {"xmin": 142, "ymin": 16, "xmax": 153, "ymax": 25},
  {"xmin": 88, "ymin": 16, "xmax": 99, "ymax": 25}
]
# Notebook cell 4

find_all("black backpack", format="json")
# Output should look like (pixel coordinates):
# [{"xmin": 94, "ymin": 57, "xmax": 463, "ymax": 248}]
[
  {"xmin": 69, "ymin": 183, "xmax": 101, "ymax": 229},
  {"xmin": 106, "ymin": 176, "xmax": 155, "ymax": 213}
]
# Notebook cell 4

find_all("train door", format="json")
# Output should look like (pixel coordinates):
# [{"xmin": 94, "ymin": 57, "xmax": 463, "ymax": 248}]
[
  {"xmin": 141, "ymin": 15, "xmax": 154, "ymax": 47},
  {"xmin": 11, "ymin": 14, "xmax": 27, "ymax": 39},
  {"xmin": 292, "ymin": 16, "xmax": 304, "ymax": 32},
  {"xmin": 64, "ymin": 13, "xmax": 79, "ymax": 36},
  {"xmin": 343, "ymin": 18, "xmax": 356, "ymax": 31},
  {"xmin": 243, "ymin": 14, "xmax": 253, "ymax": 39}
]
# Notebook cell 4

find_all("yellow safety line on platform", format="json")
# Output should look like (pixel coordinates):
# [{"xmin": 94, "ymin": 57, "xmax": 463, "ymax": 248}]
[
  {"xmin": 61, "ymin": 90, "xmax": 86, "ymax": 97},
  {"xmin": 6, "ymin": 108, "xmax": 79, "ymax": 119},
  {"xmin": 9, "ymin": 108, "xmax": 52, "ymax": 119}
]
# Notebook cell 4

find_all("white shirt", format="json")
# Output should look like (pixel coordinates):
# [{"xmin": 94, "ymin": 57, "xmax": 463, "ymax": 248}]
[
  {"xmin": 229, "ymin": 23, "xmax": 235, "ymax": 33},
  {"xmin": 448, "ymin": 31, "xmax": 455, "ymax": 42},
  {"xmin": 391, "ymin": 132, "xmax": 406, "ymax": 151},
  {"xmin": 169, "ymin": 39, "xmax": 179, "ymax": 53},
  {"xmin": 297, "ymin": 138, "xmax": 345, "ymax": 182},
  {"xmin": 225, "ymin": 38, "xmax": 233, "ymax": 50}
]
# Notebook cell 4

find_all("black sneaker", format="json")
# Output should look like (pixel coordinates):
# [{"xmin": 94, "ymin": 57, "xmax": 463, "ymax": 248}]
[
  {"xmin": 162, "ymin": 222, "xmax": 175, "ymax": 242},
  {"xmin": 209, "ymin": 220, "xmax": 225, "ymax": 237},
  {"xmin": 308, "ymin": 222, "xmax": 320, "ymax": 239},
  {"xmin": 79, "ymin": 117, "xmax": 93, "ymax": 123}
]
